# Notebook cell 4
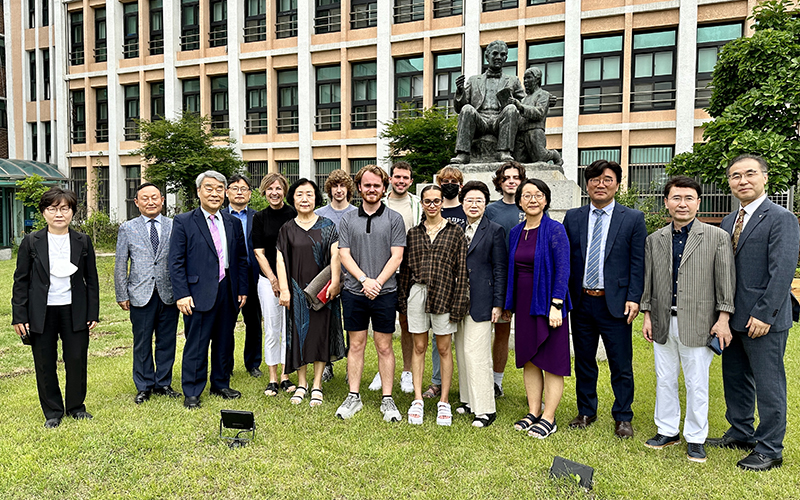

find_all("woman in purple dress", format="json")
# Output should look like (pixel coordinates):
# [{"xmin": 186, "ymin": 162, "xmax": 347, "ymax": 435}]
[{"xmin": 504, "ymin": 179, "xmax": 571, "ymax": 439}]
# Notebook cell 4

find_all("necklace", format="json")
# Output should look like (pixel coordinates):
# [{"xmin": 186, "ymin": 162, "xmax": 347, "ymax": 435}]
[
  {"xmin": 296, "ymin": 215, "xmax": 317, "ymax": 226},
  {"xmin": 425, "ymin": 219, "xmax": 446, "ymax": 235},
  {"xmin": 523, "ymin": 224, "xmax": 540, "ymax": 240}
]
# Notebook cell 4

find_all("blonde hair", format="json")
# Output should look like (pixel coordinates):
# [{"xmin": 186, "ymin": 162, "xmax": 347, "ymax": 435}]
[
  {"xmin": 354, "ymin": 164, "xmax": 390, "ymax": 189},
  {"xmin": 259, "ymin": 172, "xmax": 289, "ymax": 195},
  {"xmin": 436, "ymin": 166, "xmax": 464, "ymax": 185}
]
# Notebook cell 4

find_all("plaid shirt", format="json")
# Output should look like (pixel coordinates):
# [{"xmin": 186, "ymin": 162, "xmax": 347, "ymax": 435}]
[{"xmin": 398, "ymin": 220, "xmax": 470, "ymax": 322}]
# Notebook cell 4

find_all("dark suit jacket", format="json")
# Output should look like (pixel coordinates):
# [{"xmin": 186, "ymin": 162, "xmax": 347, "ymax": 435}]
[
  {"xmin": 563, "ymin": 203, "xmax": 647, "ymax": 318},
  {"xmin": 169, "ymin": 208, "xmax": 249, "ymax": 312},
  {"xmin": 466, "ymin": 216, "xmax": 507, "ymax": 322},
  {"xmin": 226, "ymin": 206, "xmax": 259, "ymax": 284},
  {"xmin": 12, "ymin": 228, "xmax": 100, "ymax": 333},
  {"xmin": 720, "ymin": 198, "xmax": 800, "ymax": 332}
]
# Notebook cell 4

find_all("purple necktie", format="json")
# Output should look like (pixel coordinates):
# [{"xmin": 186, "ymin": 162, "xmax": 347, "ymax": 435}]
[{"xmin": 208, "ymin": 214, "xmax": 225, "ymax": 282}]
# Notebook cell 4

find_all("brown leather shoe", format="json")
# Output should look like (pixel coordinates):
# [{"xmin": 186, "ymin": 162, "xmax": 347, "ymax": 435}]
[
  {"xmin": 568, "ymin": 414, "xmax": 597, "ymax": 429},
  {"xmin": 615, "ymin": 421, "xmax": 634, "ymax": 438}
]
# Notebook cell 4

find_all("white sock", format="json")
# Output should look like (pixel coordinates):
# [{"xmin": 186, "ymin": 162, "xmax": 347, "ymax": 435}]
[{"xmin": 493, "ymin": 371, "xmax": 504, "ymax": 388}]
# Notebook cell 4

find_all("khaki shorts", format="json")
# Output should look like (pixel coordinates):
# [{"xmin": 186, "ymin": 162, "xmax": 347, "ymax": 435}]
[{"xmin": 407, "ymin": 283, "xmax": 457, "ymax": 336}]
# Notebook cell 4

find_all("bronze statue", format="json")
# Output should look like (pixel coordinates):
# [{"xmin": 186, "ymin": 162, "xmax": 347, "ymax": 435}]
[{"xmin": 510, "ymin": 67, "xmax": 563, "ymax": 166}]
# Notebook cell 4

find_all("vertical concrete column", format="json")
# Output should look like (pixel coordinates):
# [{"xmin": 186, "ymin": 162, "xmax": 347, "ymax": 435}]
[
  {"xmin": 165, "ymin": 0, "xmax": 181, "ymax": 119},
  {"xmin": 108, "ymin": 1, "xmax": 123, "ymax": 219},
  {"xmin": 48, "ymin": 0, "xmax": 61, "ymax": 167},
  {"xmin": 297, "ymin": 0, "xmax": 314, "ymax": 178},
  {"xmin": 561, "ymin": 0, "xmax": 581, "ymax": 184},
  {"xmin": 463, "ymin": 0, "xmax": 481, "ymax": 77},
  {"xmin": 375, "ymin": 1, "xmax": 392, "ymax": 170},
  {"xmin": 674, "ymin": 0, "xmax": 698, "ymax": 154},
  {"xmin": 227, "ymin": 0, "xmax": 244, "ymax": 159}
]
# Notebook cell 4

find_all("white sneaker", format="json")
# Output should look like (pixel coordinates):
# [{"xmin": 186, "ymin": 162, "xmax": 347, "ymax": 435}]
[
  {"xmin": 408, "ymin": 399, "xmax": 424, "ymax": 425},
  {"xmin": 400, "ymin": 371, "xmax": 414, "ymax": 393},
  {"xmin": 368, "ymin": 372, "xmax": 382, "ymax": 391},
  {"xmin": 437, "ymin": 402, "xmax": 452, "ymax": 427},
  {"xmin": 335, "ymin": 393, "xmax": 363, "ymax": 420},
  {"xmin": 380, "ymin": 397, "xmax": 402, "ymax": 423}
]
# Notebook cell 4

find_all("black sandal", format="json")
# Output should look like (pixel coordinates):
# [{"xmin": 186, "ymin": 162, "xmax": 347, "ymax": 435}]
[
  {"xmin": 528, "ymin": 418, "xmax": 557, "ymax": 439},
  {"xmin": 290, "ymin": 386, "xmax": 307, "ymax": 405},
  {"xmin": 472, "ymin": 413, "xmax": 497, "ymax": 428},
  {"xmin": 514, "ymin": 413, "xmax": 540, "ymax": 431},
  {"xmin": 456, "ymin": 403, "xmax": 473, "ymax": 415},
  {"xmin": 264, "ymin": 382, "xmax": 279, "ymax": 397},
  {"xmin": 280, "ymin": 379, "xmax": 297, "ymax": 393}
]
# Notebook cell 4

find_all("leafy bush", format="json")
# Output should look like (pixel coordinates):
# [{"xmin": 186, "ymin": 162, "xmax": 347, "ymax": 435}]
[
  {"xmin": 615, "ymin": 186, "xmax": 669, "ymax": 234},
  {"xmin": 74, "ymin": 211, "xmax": 121, "ymax": 252}
]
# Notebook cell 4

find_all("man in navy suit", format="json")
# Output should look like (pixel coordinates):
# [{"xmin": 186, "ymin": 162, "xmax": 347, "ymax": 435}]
[
  {"xmin": 706, "ymin": 154, "xmax": 800, "ymax": 471},
  {"xmin": 563, "ymin": 159, "xmax": 647, "ymax": 438},
  {"xmin": 226, "ymin": 174, "xmax": 263, "ymax": 378},
  {"xmin": 169, "ymin": 170, "xmax": 249, "ymax": 409}
]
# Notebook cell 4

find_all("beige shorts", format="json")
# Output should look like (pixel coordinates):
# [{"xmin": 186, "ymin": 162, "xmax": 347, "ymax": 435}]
[{"xmin": 407, "ymin": 283, "xmax": 457, "ymax": 336}]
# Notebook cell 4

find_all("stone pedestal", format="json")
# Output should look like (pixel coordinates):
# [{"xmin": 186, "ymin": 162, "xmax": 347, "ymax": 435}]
[{"xmin": 0, "ymin": 248, "xmax": 11, "ymax": 261}]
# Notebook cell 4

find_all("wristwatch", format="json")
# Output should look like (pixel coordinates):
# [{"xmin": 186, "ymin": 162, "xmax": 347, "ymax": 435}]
[
  {"xmin": 358, "ymin": 275, "xmax": 368, "ymax": 283},
  {"xmin": 550, "ymin": 301, "xmax": 563, "ymax": 310}
]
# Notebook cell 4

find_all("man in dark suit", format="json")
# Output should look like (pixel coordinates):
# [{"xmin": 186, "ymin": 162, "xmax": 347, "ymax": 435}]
[
  {"xmin": 707, "ymin": 154, "xmax": 800, "ymax": 471},
  {"xmin": 225, "ymin": 173, "xmax": 263, "ymax": 378},
  {"xmin": 169, "ymin": 170, "xmax": 249, "ymax": 409},
  {"xmin": 563, "ymin": 159, "xmax": 647, "ymax": 438}
]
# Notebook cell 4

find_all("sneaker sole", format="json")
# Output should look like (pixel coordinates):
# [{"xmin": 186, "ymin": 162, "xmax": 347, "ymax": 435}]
[
  {"xmin": 408, "ymin": 416, "xmax": 423, "ymax": 425},
  {"xmin": 383, "ymin": 413, "xmax": 402, "ymax": 423},
  {"xmin": 645, "ymin": 440, "xmax": 681, "ymax": 450},
  {"xmin": 437, "ymin": 418, "xmax": 452, "ymax": 427},
  {"xmin": 687, "ymin": 454, "xmax": 708, "ymax": 463},
  {"xmin": 400, "ymin": 385, "xmax": 414, "ymax": 394},
  {"xmin": 335, "ymin": 402, "xmax": 363, "ymax": 420}
]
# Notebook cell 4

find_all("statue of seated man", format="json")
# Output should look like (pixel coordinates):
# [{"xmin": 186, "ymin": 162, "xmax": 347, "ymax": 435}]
[
  {"xmin": 509, "ymin": 67, "xmax": 563, "ymax": 166},
  {"xmin": 450, "ymin": 40, "xmax": 525, "ymax": 165}
]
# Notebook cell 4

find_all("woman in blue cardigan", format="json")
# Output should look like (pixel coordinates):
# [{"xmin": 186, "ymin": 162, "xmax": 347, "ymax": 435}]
[{"xmin": 504, "ymin": 179, "xmax": 571, "ymax": 439}]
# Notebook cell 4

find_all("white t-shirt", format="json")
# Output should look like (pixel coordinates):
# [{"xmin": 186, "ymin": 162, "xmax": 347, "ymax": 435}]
[{"xmin": 47, "ymin": 232, "xmax": 72, "ymax": 306}]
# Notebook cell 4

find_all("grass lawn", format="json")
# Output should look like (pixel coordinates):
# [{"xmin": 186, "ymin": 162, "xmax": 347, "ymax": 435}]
[{"xmin": 0, "ymin": 256, "xmax": 799, "ymax": 499}]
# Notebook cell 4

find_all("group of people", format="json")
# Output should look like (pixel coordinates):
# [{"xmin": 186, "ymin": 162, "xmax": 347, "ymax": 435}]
[{"xmin": 11, "ymin": 154, "xmax": 797, "ymax": 472}]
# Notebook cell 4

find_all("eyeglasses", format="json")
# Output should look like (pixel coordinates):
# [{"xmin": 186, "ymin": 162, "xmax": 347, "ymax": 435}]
[
  {"xmin": 422, "ymin": 198, "xmax": 443, "ymax": 207},
  {"xmin": 588, "ymin": 177, "xmax": 617, "ymax": 186},
  {"xmin": 463, "ymin": 198, "xmax": 485, "ymax": 206},
  {"xmin": 521, "ymin": 193, "xmax": 545, "ymax": 202},
  {"xmin": 45, "ymin": 206, "xmax": 72, "ymax": 214},
  {"xmin": 668, "ymin": 195, "xmax": 697, "ymax": 204},
  {"xmin": 202, "ymin": 185, "xmax": 225, "ymax": 194},
  {"xmin": 728, "ymin": 169, "xmax": 763, "ymax": 182},
  {"xmin": 228, "ymin": 187, "xmax": 250, "ymax": 193}
]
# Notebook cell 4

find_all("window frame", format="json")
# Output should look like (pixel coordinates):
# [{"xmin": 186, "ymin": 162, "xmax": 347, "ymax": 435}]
[
  {"xmin": 150, "ymin": 81, "xmax": 165, "ymax": 120},
  {"xmin": 695, "ymin": 22, "xmax": 743, "ymax": 109},
  {"xmin": 277, "ymin": 69, "xmax": 299, "ymax": 133},
  {"xmin": 433, "ymin": 52, "xmax": 462, "ymax": 113},
  {"xmin": 527, "ymin": 39, "xmax": 565, "ymax": 117},
  {"xmin": 580, "ymin": 34, "xmax": 623, "ymax": 114},
  {"xmin": 209, "ymin": 0, "xmax": 227, "ymax": 47},
  {"xmin": 96, "ymin": 87, "xmax": 109, "ymax": 142},
  {"xmin": 150, "ymin": 0, "xmax": 164, "ymax": 55},
  {"xmin": 244, "ymin": 0, "xmax": 267, "ymax": 42},
  {"xmin": 210, "ymin": 76, "xmax": 229, "ymax": 132},
  {"xmin": 182, "ymin": 78, "xmax": 201, "ymax": 114},
  {"xmin": 394, "ymin": 55, "xmax": 424, "ymax": 114},
  {"xmin": 482, "ymin": 0, "xmax": 517, "ymax": 12},
  {"xmin": 31, "ymin": 123, "xmax": 38, "ymax": 162},
  {"xmin": 351, "ymin": 61, "xmax": 377, "ymax": 129},
  {"xmin": 630, "ymin": 29, "xmax": 677, "ymax": 112},
  {"xmin": 94, "ymin": 7, "xmax": 107, "ymax": 62},
  {"xmin": 42, "ymin": 0, "xmax": 49, "ymax": 26},
  {"xmin": 69, "ymin": 11, "xmax": 84, "ymax": 66},
  {"xmin": 124, "ymin": 84, "xmax": 141, "ymax": 140},
  {"xmin": 125, "ymin": 165, "xmax": 142, "ymax": 220},
  {"xmin": 433, "ymin": 0, "xmax": 462, "ymax": 18},
  {"xmin": 315, "ymin": 0, "xmax": 341, "ymax": 34},
  {"xmin": 276, "ymin": 0, "xmax": 298, "ymax": 39},
  {"xmin": 316, "ymin": 65, "xmax": 341, "ymax": 131},
  {"xmin": 395, "ymin": 0, "xmax": 424, "ymax": 24},
  {"xmin": 44, "ymin": 121, "xmax": 51, "ymax": 163},
  {"xmin": 96, "ymin": 166, "xmax": 110, "ymax": 214},
  {"xmin": 351, "ymin": 0, "xmax": 377, "ymax": 30},
  {"xmin": 71, "ymin": 89, "xmax": 86, "ymax": 144},
  {"xmin": 123, "ymin": 2, "xmax": 139, "ymax": 59},
  {"xmin": 42, "ymin": 49, "xmax": 50, "ymax": 100},
  {"xmin": 245, "ymin": 72, "xmax": 268, "ymax": 134},
  {"xmin": 181, "ymin": 0, "xmax": 200, "ymax": 51},
  {"xmin": 28, "ymin": 51, "xmax": 36, "ymax": 102}
]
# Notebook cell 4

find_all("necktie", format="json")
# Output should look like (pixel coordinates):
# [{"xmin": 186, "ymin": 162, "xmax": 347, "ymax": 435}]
[
  {"xmin": 585, "ymin": 209, "xmax": 605, "ymax": 289},
  {"xmin": 149, "ymin": 219, "xmax": 159, "ymax": 255},
  {"xmin": 465, "ymin": 225, "xmax": 474, "ymax": 245},
  {"xmin": 208, "ymin": 214, "xmax": 225, "ymax": 282},
  {"xmin": 731, "ymin": 208, "xmax": 746, "ymax": 251}
]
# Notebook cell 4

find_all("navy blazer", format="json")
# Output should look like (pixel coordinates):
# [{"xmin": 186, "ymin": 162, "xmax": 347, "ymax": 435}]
[
  {"xmin": 169, "ymin": 208, "xmax": 249, "ymax": 312},
  {"xmin": 563, "ymin": 203, "xmax": 647, "ymax": 318},
  {"xmin": 720, "ymin": 198, "xmax": 800, "ymax": 332},
  {"xmin": 226, "ymin": 205, "xmax": 259, "ymax": 284},
  {"xmin": 466, "ymin": 216, "xmax": 508, "ymax": 322}
]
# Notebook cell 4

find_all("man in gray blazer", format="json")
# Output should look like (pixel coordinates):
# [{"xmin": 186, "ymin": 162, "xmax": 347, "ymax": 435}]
[
  {"xmin": 640, "ymin": 176, "xmax": 735, "ymax": 463},
  {"xmin": 115, "ymin": 183, "xmax": 180, "ymax": 404},
  {"xmin": 707, "ymin": 154, "xmax": 800, "ymax": 471}
]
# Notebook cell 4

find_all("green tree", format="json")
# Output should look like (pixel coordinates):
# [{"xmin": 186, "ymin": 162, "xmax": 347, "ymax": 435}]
[
  {"xmin": 615, "ymin": 185, "xmax": 669, "ymax": 235},
  {"xmin": 381, "ymin": 105, "xmax": 458, "ymax": 184},
  {"xmin": 15, "ymin": 174, "xmax": 49, "ymax": 231},
  {"xmin": 668, "ymin": 0, "xmax": 800, "ymax": 194},
  {"xmin": 134, "ymin": 113, "xmax": 245, "ymax": 211}
]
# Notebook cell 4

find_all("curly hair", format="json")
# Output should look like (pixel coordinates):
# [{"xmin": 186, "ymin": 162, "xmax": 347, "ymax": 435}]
[
  {"xmin": 492, "ymin": 161, "xmax": 527, "ymax": 193},
  {"xmin": 354, "ymin": 164, "xmax": 390, "ymax": 190},
  {"xmin": 323, "ymin": 169, "xmax": 355, "ymax": 202}
]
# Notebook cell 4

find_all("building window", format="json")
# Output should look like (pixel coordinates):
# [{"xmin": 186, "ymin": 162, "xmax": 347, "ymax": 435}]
[
  {"xmin": 94, "ymin": 7, "xmax": 107, "ymax": 62},
  {"xmin": 483, "ymin": 0, "xmax": 517, "ymax": 12},
  {"xmin": 316, "ymin": 65, "xmax": 341, "ymax": 131},
  {"xmin": 628, "ymin": 146, "xmax": 674, "ymax": 204},
  {"xmin": 71, "ymin": 90, "xmax": 86, "ymax": 144},
  {"xmin": 96, "ymin": 87, "xmax": 108, "ymax": 142},
  {"xmin": 581, "ymin": 34, "xmax": 623, "ymax": 114},
  {"xmin": 151, "ymin": 82, "xmax": 165, "ymax": 120},
  {"xmin": 528, "ymin": 39, "xmax": 564, "ymax": 117},
  {"xmin": 96, "ymin": 166, "xmax": 109, "ymax": 214},
  {"xmin": 315, "ymin": 159, "xmax": 341, "ymax": 191},
  {"xmin": 696, "ymin": 23, "xmax": 742, "ymax": 109},
  {"xmin": 211, "ymin": 76, "xmax": 229, "ymax": 132},
  {"xmin": 181, "ymin": 0, "xmax": 200, "ymax": 51},
  {"xmin": 0, "ymin": 101, "xmax": 7, "ymax": 129},
  {"xmin": 277, "ymin": 69, "xmax": 299, "ymax": 133},
  {"xmin": 44, "ymin": 122, "xmax": 51, "ymax": 163},
  {"xmin": 351, "ymin": 0, "xmax": 377, "ymax": 29},
  {"xmin": 182, "ymin": 78, "xmax": 201, "ymax": 114},
  {"xmin": 42, "ymin": 0, "xmax": 49, "ymax": 26},
  {"xmin": 244, "ymin": 0, "xmax": 267, "ymax": 42},
  {"xmin": 631, "ymin": 30, "xmax": 677, "ymax": 112},
  {"xmin": 42, "ymin": 49, "xmax": 50, "ymax": 100},
  {"xmin": 395, "ymin": 56, "xmax": 423, "ymax": 114},
  {"xmin": 433, "ymin": 0, "xmax": 462, "ymax": 17},
  {"xmin": 31, "ymin": 124, "xmax": 37, "ymax": 161},
  {"xmin": 150, "ymin": 0, "xmax": 164, "ymax": 55},
  {"xmin": 395, "ymin": 0, "xmax": 423, "ymax": 23},
  {"xmin": 528, "ymin": 0, "xmax": 563, "ymax": 4},
  {"xmin": 482, "ymin": 45, "xmax": 518, "ymax": 77},
  {"xmin": 28, "ymin": 0, "xmax": 35, "ymax": 28},
  {"xmin": 279, "ymin": 160, "xmax": 300, "ymax": 186},
  {"xmin": 578, "ymin": 148, "xmax": 620, "ymax": 204},
  {"xmin": 28, "ymin": 51, "xmax": 36, "ymax": 101},
  {"xmin": 277, "ymin": 0, "xmax": 298, "ymax": 39},
  {"xmin": 315, "ymin": 0, "xmax": 340, "ymax": 34},
  {"xmin": 125, "ymin": 84, "xmax": 140, "ymax": 140},
  {"xmin": 247, "ymin": 161, "xmax": 269, "ymax": 189},
  {"xmin": 123, "ymin": 3, "xmax": 139, "ymax": 59},
  {"xmin": 434, "ymin": 52, "xmax": 461, "ymax": 112},
  {"xmin": 352, "ymin": 61, "xmax": 377, "ymax": 129},
  {"xmin": 209, "ymin": 0, "xmax": 227, "ymax": 47},
  {"xmin": 70, "ymin": 11, "xmax": 84, "ymax": 65},
  {"xmin": 246, "ymin": 73, "xmax": 268, "ymax": 134},
  {"xmin": 70, "ymin": 167, "xmax": 87, "ymax": 207},
  {"xmin": 125, "ymin": 165, "xmax": 141, "ymax": 219}
]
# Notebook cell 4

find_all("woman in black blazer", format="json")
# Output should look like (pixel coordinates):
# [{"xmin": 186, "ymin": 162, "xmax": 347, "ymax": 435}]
[{"xmin": 12, "ymin": 187, "xmax": 99, "ymax": 428}]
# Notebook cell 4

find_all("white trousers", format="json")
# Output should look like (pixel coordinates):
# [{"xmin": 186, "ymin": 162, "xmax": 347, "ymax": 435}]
[
  {"xmin": 454, "ymin": 315, "xmax": 496, "ymax": 416},
  {"xmin": 653, "ymin": 315, "xmax": 714, "ymax": 443},
  {"xmin": 258, "ymin": 275, "xmax": 286, "ymax": 367}
]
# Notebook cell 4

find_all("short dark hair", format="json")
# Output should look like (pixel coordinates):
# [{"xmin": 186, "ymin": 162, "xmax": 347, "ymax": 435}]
[
  {"xmin": 584, "ymin": 159, "xmax": 622, "ymax": 185},
  {"xmin": 727, "ymin": 154, "xmax": 768, "ymax": 175},
  {"xmin": 663, "ymin": 176, "xmax": 702, "ymax": 198},
  {"xmin": 515, "ymin": 178, "xmax": 552, "ymax": 212},
  {"xmin": 39, "ymin": 186, "xmax": 78, "ymax": 214},
  {"xmin": 492, "ymin": 161, "xmax": 526, "ymax": 193},
  {"xmin": 390, "ymin": 161, "xmax": 413, "ymax": 177},
  {"xmin": 420, "ymin": 184, "xmax": 443, "ymax": 198},
  {"xmin": 135, "ymin": 182, "xmax": 163, "ymax": 197},
  {"xmin": 287, "ymin": 178, "xmax": 324, "ymax": 209},
  {"xmin": 459, "ymin": 180, "xmax": 491, "ymax": 204},
  {"xmin": 227, "ymin": 173, "xmax": 252, "ymax": 190}
]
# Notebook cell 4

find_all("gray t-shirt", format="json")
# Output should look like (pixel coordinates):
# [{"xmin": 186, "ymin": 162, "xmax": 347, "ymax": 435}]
[
  {"xmin": 315, "ymin": 203, "xmax": 357, "ymax": 229},
  {"xmin": 485, "ymin": 199, "xmax": 524, "ymax": 244},
  {"xmin": 338, "ymin": 203, "xmax": 406, "ymax": 295}
]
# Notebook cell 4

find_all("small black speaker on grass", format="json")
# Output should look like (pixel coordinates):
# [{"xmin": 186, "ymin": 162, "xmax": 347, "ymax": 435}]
[
  {"xmin": 219, "ymin": 410, "xmax": 256, "ymax": 448},
  {"xmin": 549, "ymin": 456, "xmax": 594, "ymax": 489}
]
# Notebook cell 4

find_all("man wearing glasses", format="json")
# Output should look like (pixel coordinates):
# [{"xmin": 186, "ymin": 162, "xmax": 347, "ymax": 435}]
[{"xmin": 563, "ymin": 159, "xmax": 647, "ymax": 438}]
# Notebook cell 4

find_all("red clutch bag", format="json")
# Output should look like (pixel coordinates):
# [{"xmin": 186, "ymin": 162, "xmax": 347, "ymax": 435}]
[{"xmin": 316, "ymin": 280, "xmax": 332, "ymax": 304}]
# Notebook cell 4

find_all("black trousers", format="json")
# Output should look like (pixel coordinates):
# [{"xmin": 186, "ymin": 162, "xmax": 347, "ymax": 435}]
[
  {"xmin": 130, "ymin": 291, "xmax": 179, "ymax": 391},
  {"xmin": 30, "ymin": 305, "xmax": 90, "ymax": 420},
  {"xmin": 239, "ymin": 272, "xmax": 262, "ymax": 371}
]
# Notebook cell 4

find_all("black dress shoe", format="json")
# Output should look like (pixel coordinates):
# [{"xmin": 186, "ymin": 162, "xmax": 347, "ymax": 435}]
[
  {"xmin": 184, "ymin": 396, "xmax": 201, "ymax": 409},
  {"xmin": 248, "ymin": 367, "xmax": 263, "ymax": 378},
  {"xmin": 568, "ymin": 414, "xmax": 597, "ymax": 429},
  {"xmin": 615, "ymin": 421, "xmax": 634, "ymax": 438},
  {"xmin": 153, "ymin": 386, "xmax": 182, "ymax": 398},
  {"xmin": 134, "ymin": 390, "xmax": 152, "ymax": 404},
  {"xmin": 210, "ymin": 387, "xmax": 242, "ymax": 399},
  {"xmin": 70, "ymin": 411, "xmax": 93, "ymax": 420},
  {"xmin": 737, "ymin": 451, "xmax": 783, "ymax": 471},
  {"xmin": 645, "ymin": 433, "xmax": 680, "ymax": 449},
  {"xmin": 44, "ymin": 418, "xmax": 61, "ymax": 429},
  {"xmin": 706, "ymin": 434, "xmax": 756, "ymax": 451}
]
